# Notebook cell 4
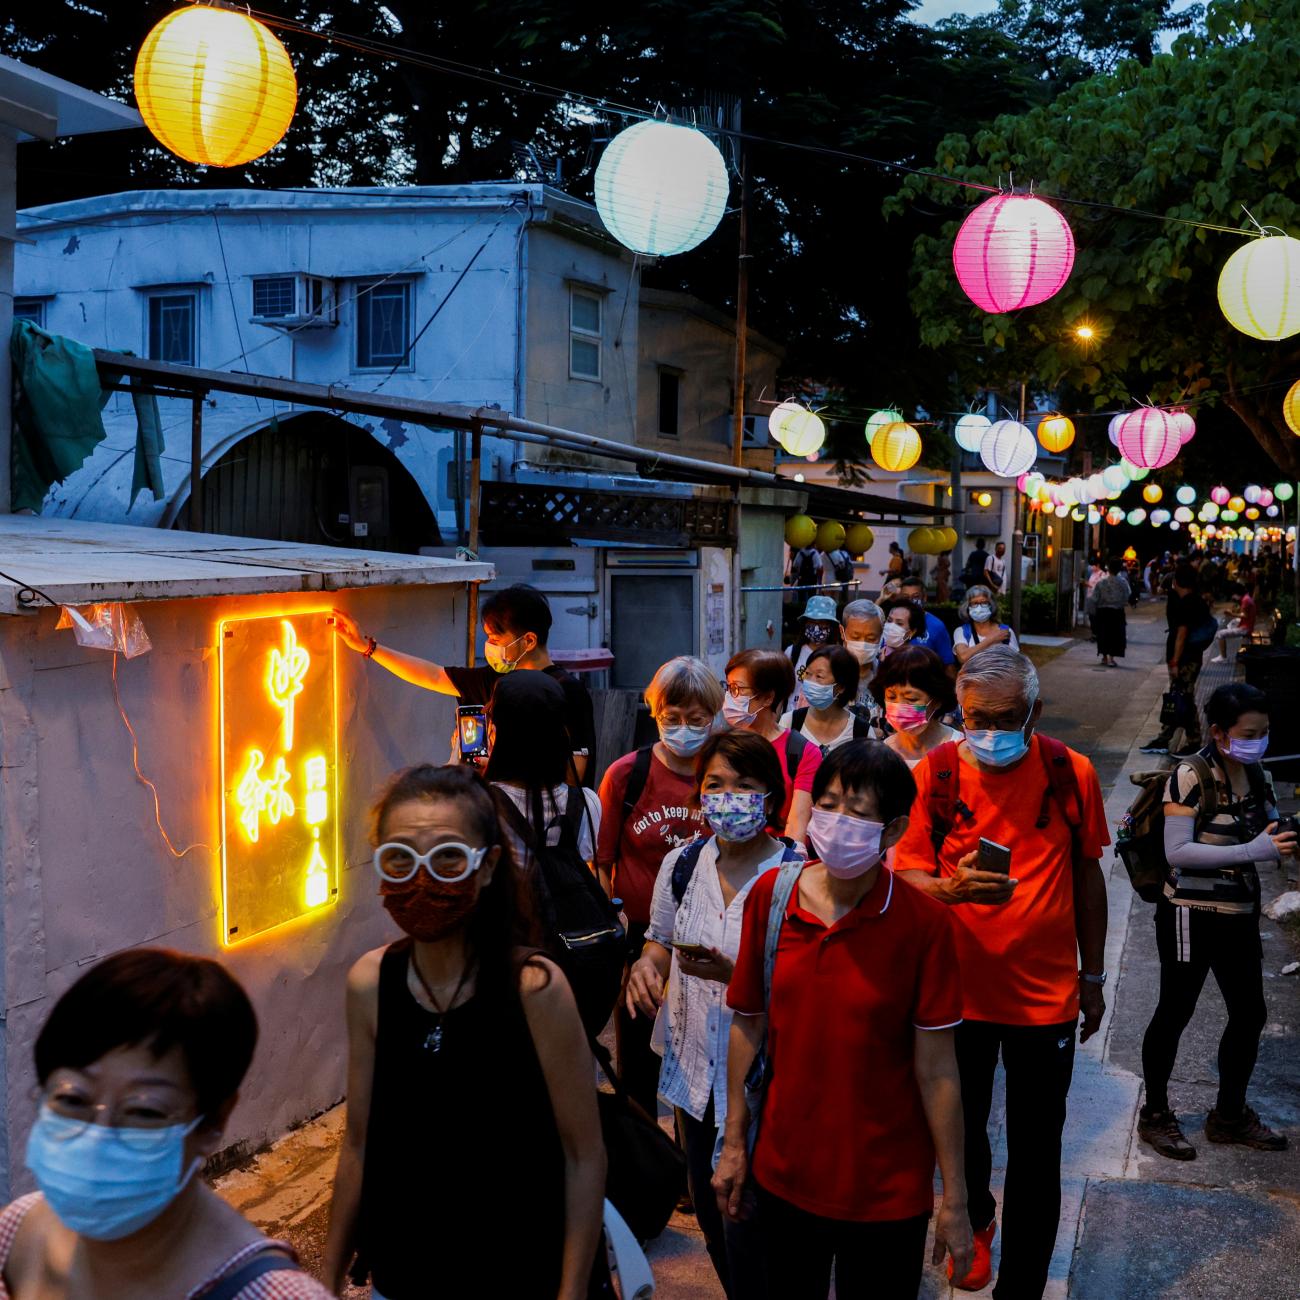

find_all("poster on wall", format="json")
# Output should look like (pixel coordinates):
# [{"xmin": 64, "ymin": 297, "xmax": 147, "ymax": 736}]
[{"xmin": 219, "ymin": 612, "xmax": 339, "ymax": 943}]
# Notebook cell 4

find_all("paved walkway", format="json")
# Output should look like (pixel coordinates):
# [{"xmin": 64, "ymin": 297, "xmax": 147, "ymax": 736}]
[{"xmin": 217, "ymin": 600, "xmax": 1300, "ymax": 1298}]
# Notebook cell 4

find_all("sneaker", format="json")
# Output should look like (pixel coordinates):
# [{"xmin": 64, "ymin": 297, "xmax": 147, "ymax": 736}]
[
  {"xmin": 1209, "ymin": 655, "xmax": 1227, "ymax": 663},
  {"xmin": 1138, "ymin": 1106, "xmax": 1196, "ymax": 1160},
  {"xmin": 1206, "ymin": 1106, "xmax": 1288, "ymax": 1151},
  {"xmin": 1139, "ymin": 738, "xmax": 1170, "ymax": 754},
  {"xmin": 948, "ymin": 1220, "xmax": 995, "ymax": 1291}
]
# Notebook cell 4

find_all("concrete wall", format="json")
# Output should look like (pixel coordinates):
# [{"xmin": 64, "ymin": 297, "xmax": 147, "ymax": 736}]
[{"xmin": 0, "ymin": 581, "xmax": 470, "ymax": 1196}]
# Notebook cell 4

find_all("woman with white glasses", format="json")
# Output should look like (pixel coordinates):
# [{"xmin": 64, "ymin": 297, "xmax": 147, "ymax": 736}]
[{"xmin": 322, "ymin": 764, "xmax": 606, "ymax": 1300}]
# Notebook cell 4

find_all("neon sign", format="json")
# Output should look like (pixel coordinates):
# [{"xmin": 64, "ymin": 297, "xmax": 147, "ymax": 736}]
[{"xmin": 219, "ymin": 612, "xmax": 338, "ymax": 943}]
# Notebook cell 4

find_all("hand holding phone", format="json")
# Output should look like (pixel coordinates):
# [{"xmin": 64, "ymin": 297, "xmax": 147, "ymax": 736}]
[
  {"xmin": 976, "ymin": 837, "xmax": 1012, "ymax": 875},
  {"xmin": 672, "ymin": 941, "xmax": 715, "ymax": 962},
  {"xmin": 457, "ymin": 705, "xmax": 488, "ymax": 763}
]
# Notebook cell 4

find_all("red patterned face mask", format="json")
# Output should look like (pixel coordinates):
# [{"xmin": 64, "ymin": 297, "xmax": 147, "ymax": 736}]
[{"xmin": 381, "ymin": 877, "xmax": 477, "ymax": 941}]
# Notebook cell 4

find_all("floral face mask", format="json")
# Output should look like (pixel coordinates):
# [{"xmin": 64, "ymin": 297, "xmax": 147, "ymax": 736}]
[{"xmin": 700, "ymin": 791, "xmax": 769, "ymax": 842}]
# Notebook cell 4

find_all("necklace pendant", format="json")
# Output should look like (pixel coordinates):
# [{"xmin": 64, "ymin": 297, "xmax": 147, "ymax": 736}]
[{"xmin": 424, "ymin": 1022, "xmax": 443, "ymax": 1053}]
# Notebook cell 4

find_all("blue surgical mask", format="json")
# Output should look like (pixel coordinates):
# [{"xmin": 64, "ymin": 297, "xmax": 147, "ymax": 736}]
[
  {"xmin": 722, "ymin": 692, "xmax": 758, "ymax": 728},
  {"xmin": 802, "ymin": 680, "xmax": 837, "ymax": 710},
  {"xmin": 659, "ymin": 722, "xmax": 712, "ymax": 758},
  {"xmin": 964, "ymin": 724, "xmax": 1031, "ymax": 768},
  {"xmin": 26, "ymin": 1108, "xmax": 203, "ymax": 1241},
  {"xmin": 1226, "ymin": 736, "xmax": 1268, "ymax": 764},
  {"xmin": 969, "ymin": 605, "xmax": 993, "ymax": 623}
]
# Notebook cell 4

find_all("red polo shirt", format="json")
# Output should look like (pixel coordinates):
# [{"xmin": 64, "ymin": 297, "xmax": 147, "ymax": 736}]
[{"xmin": 727, "ymin": 865, "xmax": 961, "ymax": 1222}]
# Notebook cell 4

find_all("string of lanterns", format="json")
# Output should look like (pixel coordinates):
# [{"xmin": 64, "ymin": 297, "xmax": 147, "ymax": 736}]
[{"xmin": 134, "ymin": 6, "xmax": 1300, "ymax": 357}]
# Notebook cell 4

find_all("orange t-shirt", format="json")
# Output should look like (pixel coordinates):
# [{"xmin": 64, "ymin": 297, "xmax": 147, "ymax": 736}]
[{"xmin": 893, "ymin": 734, "xmax": 1109, "ymax": 1026}]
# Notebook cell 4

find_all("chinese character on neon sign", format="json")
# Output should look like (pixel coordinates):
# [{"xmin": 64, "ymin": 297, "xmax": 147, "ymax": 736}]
[{"xmin": 220, "ymin": 613, "xmax": 338, "ymax": 943}]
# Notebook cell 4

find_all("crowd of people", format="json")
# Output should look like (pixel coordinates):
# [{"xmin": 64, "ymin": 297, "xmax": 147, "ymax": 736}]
[{"xmin": 3, "ymin": 561, "xmax": 1292, "ymax": 1300}]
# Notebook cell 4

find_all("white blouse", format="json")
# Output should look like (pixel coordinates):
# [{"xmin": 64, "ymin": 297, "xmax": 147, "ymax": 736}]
[{"xmin": 645, "ymin": 836, "xmax": 787, "ymax": 1126}]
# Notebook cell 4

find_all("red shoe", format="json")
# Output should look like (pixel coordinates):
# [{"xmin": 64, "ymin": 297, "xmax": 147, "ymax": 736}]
[{"xmin": 948, "ymin": 1219, "xmax": 995, "ymax": 1291}]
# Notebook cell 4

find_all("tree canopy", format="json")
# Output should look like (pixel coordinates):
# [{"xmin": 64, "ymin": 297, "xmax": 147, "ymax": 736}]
[{"xmin": 894, "ymin": 0, "xmax": 1300, "ymax": 478}]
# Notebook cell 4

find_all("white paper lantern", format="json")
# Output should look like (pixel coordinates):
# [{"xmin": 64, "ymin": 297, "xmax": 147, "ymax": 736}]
[
  {"xmin": 1174, "ymin": 506, "xmax": 1193, "ymax": 523},
  {"xmin": 1088, "ymin": 508, "xmax": 1102, "ymax": 524},
  {"xmin": 1053, "ymin": 503, "xmax": 1070, "ymax": 518},
  {"xmin": 594, "ymin": 121, "xmax": 729, "ymax": 257},
  {"xmin": 768, "ymin": 401, "xmax": 825, "ymax": 455},
  {"xmin": 1101, "ymin": 465, "xmax": 1128, "ymax": 494},
  {"xmin": 1217, "ymin": 234, "xmax": 1300, "ymax": 341},
  {"xmin": 1108, "ymin": 413, "xmax": 1126, "ymax": 447},
  {"xmin": 980, "ymin": 419, "xmax": 1037, "ymax": 477},
  {"xmin": 1244, "ymin": 484, "xmax": 1262, "ymax": 504},
  {"xmin": 867, "ymin": 409, "xmax": 905, "ymax": 446},
  {"xmin": 955, "ymin": 413, "xmax": 992, "ymax": 453}
]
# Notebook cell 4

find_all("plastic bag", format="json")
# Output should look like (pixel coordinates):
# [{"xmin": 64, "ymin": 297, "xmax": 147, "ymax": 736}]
[{"xmin": 55, "ymin": 602, "xmax": 152, "ymax": 658}]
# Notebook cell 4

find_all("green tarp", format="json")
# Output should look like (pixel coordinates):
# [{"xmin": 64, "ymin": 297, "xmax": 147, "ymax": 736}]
[{"xmin": 10, "ymin": 320, "xmax": 164, "ymax": 513}]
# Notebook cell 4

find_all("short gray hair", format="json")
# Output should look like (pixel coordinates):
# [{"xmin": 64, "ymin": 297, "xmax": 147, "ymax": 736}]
[
  {"xmin": 645, "ymin": 655, "xmax": 725, "ymax": 717},
  {"xmin": 841, "ymin": 598, "xmax": 883, "ymax": 626},
  {"xmin": 958, "ymin": 585, "xmax": 998, "ymax": 623},
  {"xmin": 956, "ymin": 645, "xmax": 1040, "ymax": 708}
]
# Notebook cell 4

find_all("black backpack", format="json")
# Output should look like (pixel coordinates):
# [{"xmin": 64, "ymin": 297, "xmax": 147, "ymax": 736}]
[
  {"xmin": 499, "ymin": 789, "xmax": 627, "ymax": 1037},
  {"xmin": 1116, "ymin": 755, "xmax": 1215, "ymax": 902},
  {"xmin": 790, "ymin": 707, "xmax": 875, "ymax": 749},
  {"xmin": 792, "ymin": 547, "xmax": 819, "ymax": 588}
]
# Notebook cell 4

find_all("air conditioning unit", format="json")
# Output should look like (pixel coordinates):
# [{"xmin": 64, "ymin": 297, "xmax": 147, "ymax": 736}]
[{"xmin": 249, "ymin": 274, "xmax": 337, "ymax": 329}]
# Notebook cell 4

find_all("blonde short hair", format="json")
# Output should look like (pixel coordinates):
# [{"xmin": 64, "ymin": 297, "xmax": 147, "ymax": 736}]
[{"xmin": 645, "ymin": 656, "xmax": 725, "ymax": 718}]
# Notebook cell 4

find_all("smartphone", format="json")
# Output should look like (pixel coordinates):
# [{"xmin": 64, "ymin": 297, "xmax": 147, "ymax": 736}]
[
  {"xmin": 1277, "ymin": 816, "xmax": 1299, "ymax": 837},
  {"xmin": 977, "ymin": 837, "xmax": 1012, "ymax": 875},
  {"xmin": 457, "ymin": 705, "xmax": 488, "ymax": 762},
  {"xmin": 672, "ymin": 942, "xmax": 714, "ymax": 962}
]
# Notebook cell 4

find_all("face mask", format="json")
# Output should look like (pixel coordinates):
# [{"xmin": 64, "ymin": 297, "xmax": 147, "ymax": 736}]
[
  {"xmin": 659, "ymin": 722, "xmax": 712, "ymax": 758},
  {"xmin": 969, "ymin": 605, "xmax": 993, "ymax": 624},
  {"xmin": 802, "ymin": 680, "xmax": 838, "ymax": 710},
  {"xmin": 484, "ymin": 634, "xmax": 526, "ymax": 674},
  {"xmin": 382, "ymin": 876, "xmax": 478, "ymax": 941},
  {"xmin": 844, "ymin": 639, "xmax": 880, "ymax": 665},
  {"xmin": 26, "ymin": 1108, "xmax": 203, "ymax": 1241},
  {"xmin": 701, "ymin": 791, "xmax": 769, "ymax": 842},
  {"xmin": 805, "ymin": 624, "xmax": 831, "ymax": 645},
  {"xmin": 807, "ymin": 808, "xmax": 885, "ymax": 879},
  {"xmin": 964, "ymin": 724, "xmax": 1031, "ymax": 768},
  {"xmin": 883, "ymin": 622, "xmax": 908, "ymax": 649},
  {"xmin": 1226, "ymin": 736, "xmax": 1268, "ymax": 764},
  {"xmin": 885, "ymin": 700, "xmax": 931, "ymax": 733},
  {"xmin": 722, "ymin": 692, "xmax": 759, "ymax": 728}
]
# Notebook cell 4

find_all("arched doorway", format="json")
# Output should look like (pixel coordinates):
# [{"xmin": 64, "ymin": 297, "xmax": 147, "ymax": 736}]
[{"xmin": 171, "ymin": 413, "xmax": 442, "ymax": 553}]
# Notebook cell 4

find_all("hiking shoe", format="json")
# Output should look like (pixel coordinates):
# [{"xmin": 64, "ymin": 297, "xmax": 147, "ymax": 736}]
[
  {"xmin": 1206, "ymin": 1106, "xmax": 1288, "ymax": 1151},
  {"xmin": 1138, "ymin": 1106, "xmax": 1196, "ymax": 1160},
  {"xmin": 948, "ymin": 1219, "xmax": 995, "ymax": 1291},
  {"xmin": 1139, "ymin": 738, "xmax": 1170, "ymax": 754}
]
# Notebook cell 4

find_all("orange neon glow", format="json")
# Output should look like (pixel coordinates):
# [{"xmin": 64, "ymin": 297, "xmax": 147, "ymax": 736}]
[{"xmin": 219, "ymin": 611, "xmax": 338, "ymax": 945}]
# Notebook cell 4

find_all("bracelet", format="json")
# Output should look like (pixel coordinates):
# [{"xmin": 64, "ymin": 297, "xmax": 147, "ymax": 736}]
[
  {"xmin": 1079, "ymin": 971, "xmax": 1107, "ymax": 986},
  {"xmin": 362, "ymin": 636, "xmax": 377, "ymax": 660}
]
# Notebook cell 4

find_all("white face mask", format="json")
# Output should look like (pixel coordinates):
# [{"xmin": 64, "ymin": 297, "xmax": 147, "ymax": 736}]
[
  {"xmin": 882, "ymin": 621, "xmax": 908, "ymax": 649},
  {"xmin": 844, "ymin": 639, "xmax": 880, "ymax": 665},
  {"xmin": 969, "ymin": 605, "xmax": 993, "ymax": 624},
  {"xmin": 807, "ymin": 808, "xmax": 886, "ymax": 879},
  {"xmin": 722, "ymin": 692, "xmax": 759, "ymax": 728}
]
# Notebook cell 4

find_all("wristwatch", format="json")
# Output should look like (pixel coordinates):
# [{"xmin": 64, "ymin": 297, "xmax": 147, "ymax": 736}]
[{"xmin": 1079, "ymin": 971, "xmax": 1107, "ymax": 986}]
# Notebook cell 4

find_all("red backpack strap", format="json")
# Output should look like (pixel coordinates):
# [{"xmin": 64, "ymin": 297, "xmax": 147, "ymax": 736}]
[
  {"xmin": 1035, "ymin": 735, "xmax": 1084, "ymax": 853},
  {"xmin": 925, "ymin": 740, "xmax": 962, "ymax": 855}
]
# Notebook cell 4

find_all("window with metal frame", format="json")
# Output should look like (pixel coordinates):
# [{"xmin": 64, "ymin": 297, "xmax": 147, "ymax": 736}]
[
  {"xmin": 148, "ymin": 294, "xmax": 196, "ymax": 365},
  {"xmin": 252, "ymin": 276, "xmax": 297, "ymax": 319},
  {"xmin": 569, "ymin": 287, "xmax": 602, "ymax": 381},
  {"xmin": 13, "ymin": 299, "xmax": 45, "ymax": 327},
  {"xmin": 356, "ymin": 279, "xmax": 413, "ymax": 370}
]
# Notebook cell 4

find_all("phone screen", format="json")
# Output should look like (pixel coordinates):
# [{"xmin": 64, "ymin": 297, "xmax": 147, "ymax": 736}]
[{"xmin": 457, "ymin": 706, "xmax": 488, "ymax": 759}]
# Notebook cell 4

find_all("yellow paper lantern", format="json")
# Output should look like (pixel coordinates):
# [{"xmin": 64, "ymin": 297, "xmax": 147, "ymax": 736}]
[
  {"xmin": 1246, "ymin": 506, "xmax": 1261, "ymax": 520},
  {"xmin": 1217, "ymin": 234, "xmax": 1300, "ymax": 341},
  {"xmin": 908, "ymin": 527, "xmax": 936, "ymax": 555},
  {"xmin": 1284, "ymin": 379, "xmax": 1300, "ymax": 436},
  {"xmin": 781, "ymin": 409, "xmax": 827, "ymax": 457},
  {"xmin": 845, "ymin": 523, "xmax": 875, "ymax": 555},
  {"xmin": 1228, "ymin": 496, "xmax": 1246, "ymax": 514},
  {"xmin": 976, "ymin": 491, "xmax": 993, "ymax": 508},
  {"xmin": 784, "ymin": 515, "xmax": 817, "ymax": 549},
  {"xmin": 1142, "ymin": 483, "xmax": 1163, "ymax": 505},
  {"xmin": 135, "ymin": 6, "xmax": 297, "ymax": 168},
  {"xmin": 815, "ymin": 520, "xmax": 846, "ymax": 551},
  {"xmin": 1036, "ymin": 414, "xmax": 1076, "ymax": 453},
  {"xmin": 871, "ymin": 421, "xmax": 922, "ymax": 473}
]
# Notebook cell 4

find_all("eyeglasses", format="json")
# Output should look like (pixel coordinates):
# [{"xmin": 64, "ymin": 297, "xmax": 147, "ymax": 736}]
[
  {"xmin": 373, "ymin": 841, "xmax": 488, "ymax": 884},
  {"xmin": 39, "ymin": 1092, "xmax": 197, "ymax": 1148},
  {"xmin": 723, "ymin": 681, "xmax": 755, "ymax": 699}
]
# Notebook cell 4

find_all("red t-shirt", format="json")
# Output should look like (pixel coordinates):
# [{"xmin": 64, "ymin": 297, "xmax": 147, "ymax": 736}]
[
  {"xmin": 1239, "ymin": 593, "xmax": 1257, "ymax": 633},
  {"xmin": 597, "ymin": 750, "xmax": 705, "ymax": 924},
  {"xmin": 769, "ymin": 730, "xmax": 822, "ymax": 826},
  {"xmin": 728, "ymin": 865, "xmax": 961, "ymax": 1222},
  {"xmin": 893, "ymin": 735, "xmax": 1110, "ymax": 1026}
]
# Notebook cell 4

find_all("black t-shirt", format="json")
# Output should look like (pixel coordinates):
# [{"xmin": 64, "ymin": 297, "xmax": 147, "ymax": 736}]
[
  {"xmin": 444, "ymin": 663, "xmax": 597, "ymax": 761},
  {"xmin": 1165, "ymin": 589, "xmax": 1211, "ymax": 662}
]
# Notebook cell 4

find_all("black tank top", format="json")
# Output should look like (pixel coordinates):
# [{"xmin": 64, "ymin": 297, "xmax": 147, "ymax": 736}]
[{"xmin": 358, "ymin": 940, "xmax": 567, "ymax": 1298}]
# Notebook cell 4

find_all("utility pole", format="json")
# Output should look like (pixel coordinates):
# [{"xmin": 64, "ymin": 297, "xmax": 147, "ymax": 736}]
[
  {"xmin": 1009, "ymin": 379, "xmax": 1027, "ymax": 637},
  {"xmin": 730, "ymin": 124, "xmax": 750, "ymax": 469}
]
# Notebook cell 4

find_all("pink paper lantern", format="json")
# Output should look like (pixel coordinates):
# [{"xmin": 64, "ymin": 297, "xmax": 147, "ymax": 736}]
[
  {"xmin": 952, "ymin": 194, "xmax": 1075, "ymax": 314},
  {"xmin": 1211, "ymin": 485, "xmax": 1230, "ymax": 506},
  {"xmin": 1116, "ymin": 408, "xmax": 1181, "ymax": 470},
  {"xmin": 1258, "ymin": 488, "xmax": 1275, "ymax": 508},
  {"xmin": 1169, "ymin": 409, "xmax": 1196, "ymax": 444}
]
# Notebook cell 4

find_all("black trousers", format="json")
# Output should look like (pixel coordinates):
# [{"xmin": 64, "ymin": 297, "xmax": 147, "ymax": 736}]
[
  {"xmin": 1142, "ymin": 897, "xmax": 1266, "ymax": 1116},
  {"xmin": 955, "ymin": 1018, "xmax": 1076, "ymax": 1300},
  {"xmin": 614, "ymin": 922, "xmax": 661, "ymax": 1118},
  {"xmin": 755, "ymin": 1184, "xmax": 929, "ymax": 1300},
  {"xmin": 678, "ymin": 1100, "xmax": 768, "ymax": 1300}
]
